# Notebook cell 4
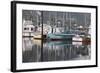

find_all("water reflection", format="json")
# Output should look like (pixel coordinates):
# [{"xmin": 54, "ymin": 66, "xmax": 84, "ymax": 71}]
[{"xmin": 22, "ymin": 37, "xmax": 91, "ymax": 63}]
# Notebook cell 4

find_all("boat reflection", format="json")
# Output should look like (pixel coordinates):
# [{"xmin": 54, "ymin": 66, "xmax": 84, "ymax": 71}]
[{"xmin": 22, "ymin": 37, "xmax": 90, "ymax": 63}]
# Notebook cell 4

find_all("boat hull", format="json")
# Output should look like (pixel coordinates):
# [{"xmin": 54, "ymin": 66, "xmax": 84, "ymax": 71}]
[
  {"xmin": 72, "ymin": 37, "xmax": 91, "ymax": 45},
  {"xmin": 34, "ymin": 34, "xmax": 46, "ymax": 39},
  {"xmin": 47, "ymin": 33, "xmax": 74, "ymax": 41}
]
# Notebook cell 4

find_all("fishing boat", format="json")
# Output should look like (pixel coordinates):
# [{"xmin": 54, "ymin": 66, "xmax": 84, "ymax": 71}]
[
  {"xmin": 33, "ymin": 24, "xmax": 50, "ymax": 39},
  {"xmin": 33, "ymin": 34, "xmax": 46, "ymax": 39},
  {"xmin": 72, "ymin": 35, "xmax": 82, "ymax": 42},
  {"xmin": 33, "ymin": 34, "xmax": 42, "ymax": 39},
  {"xmin": 72, "ymin": 25, "xmax": 91, "ymax": 43},
  {"xmin": 72, "ymin": 34, "xmax": 90, "ymax": 44},
  {"xmin": 23, "ymin": 20, "xmax": 35, "ymax": 37},
  {"xmin": 47, "ymin": 30, "xmax": 75, "ymax": 41}
]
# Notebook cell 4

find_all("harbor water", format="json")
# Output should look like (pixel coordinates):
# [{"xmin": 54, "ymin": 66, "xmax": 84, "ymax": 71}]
[{"xmin": 22, "ymin": 37, "xmax": 91, "ymax": 63}]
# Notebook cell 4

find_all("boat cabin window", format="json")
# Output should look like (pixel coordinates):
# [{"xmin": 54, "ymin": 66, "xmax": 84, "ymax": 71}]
[
  {"xmin": 24, "ymin": 28, "xmax": 29, "ymax": 30},
  {"xmin": 31, "ymin": 28, "xmax": 34, "ymax": 31}
]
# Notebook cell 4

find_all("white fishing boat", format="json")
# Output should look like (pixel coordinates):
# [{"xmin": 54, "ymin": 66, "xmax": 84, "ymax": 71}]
[
  {"xmin": 72, "ymin": 35, "xmax": 83, "ymax": 42},
  {"xmin": 33, "ymin": 34, "xmax": 42, "ymax": 39},
  {"xmin": 23, "ymin": 20, "xmax": 35, "ymax": 37},
  {"xmin": 33, "ymin": 24, "xmax": 51, "ymax": 39}
]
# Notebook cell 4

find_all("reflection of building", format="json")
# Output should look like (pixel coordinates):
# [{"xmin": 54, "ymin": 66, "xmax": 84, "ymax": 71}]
[
  {"xmin": 23, "ymin": 37, "xmax": 90, "ymax": 62},
  {"xmin": 23, "ymin": 38, "xmax": 33, "ymax": 51}
]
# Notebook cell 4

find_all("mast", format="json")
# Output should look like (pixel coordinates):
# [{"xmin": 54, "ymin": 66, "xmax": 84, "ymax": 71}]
[
  {"xmin": 84, "ymin": 13, "xmax": 87, "ymax": 35},
  {"xmin": 85, "ymin": 13, "xmax": 87, "ymax": 27},
  {"xmin": 63, "ymin": 12, "xmax": 65, "ymax": 28},
  {"xmin": 69, "ymin": 13, "xmax": 71, "ymax": 31},
  {"xmin": 37, "ymin": 12, "xmax": 38, "ymax": 27}
]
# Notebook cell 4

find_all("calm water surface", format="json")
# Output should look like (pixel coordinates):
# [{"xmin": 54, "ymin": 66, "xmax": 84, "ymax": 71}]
[{"xmin": 22, "ymin": 37, "xmax": 91, "ymax": 63}]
